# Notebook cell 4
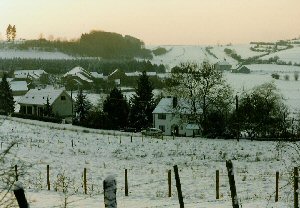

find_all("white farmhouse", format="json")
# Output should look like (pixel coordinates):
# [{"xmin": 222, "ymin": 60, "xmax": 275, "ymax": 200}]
[
  {"xmin": 152, "ymin": 97, "xmax": 202, "ymax": 137},
  {"xmin": 18, "ymin": 88, "xmax": 73, "ymax": 117}
]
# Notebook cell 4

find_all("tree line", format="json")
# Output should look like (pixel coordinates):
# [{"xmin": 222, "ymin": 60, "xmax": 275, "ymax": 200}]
[{"xmin": 9, "ymin": 30, "xmax": 153, "ymax": 59}]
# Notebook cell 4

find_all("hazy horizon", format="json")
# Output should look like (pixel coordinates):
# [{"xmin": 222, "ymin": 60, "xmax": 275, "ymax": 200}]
[{"xmin": 1, "ymin": 0, "xmax": 300, "ymax": 45}]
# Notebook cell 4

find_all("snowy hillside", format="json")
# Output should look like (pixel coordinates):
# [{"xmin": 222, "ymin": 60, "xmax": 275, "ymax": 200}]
[
  {"xmin": 0, "ymin": 49, "xmax": 74, "ymax": 60},
  {"xmin": 0, "ymin": 116, "xmax": 297, "ymax": 207},
  {"xmin": 260, "ymin": 45, "xmax": 300, "ymax": 64},
  {"xmin": 145, "ymin": 45, "xmax": 217, "ymax": 70}
]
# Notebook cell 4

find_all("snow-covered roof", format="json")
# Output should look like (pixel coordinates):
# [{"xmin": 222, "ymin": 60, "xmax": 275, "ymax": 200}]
[
  {"xmin": 90, "ymin": 72, "xmax": 104, "ymax": 79},
  {"xmin": 157, "ymin": 73, "xmax": 170, "ymax": 79},
  {"xmin": 153, "ymin": 98, "xmax": 174, "ymax": 114},
  {"xmin": 125, "ymin": 71, "xmax": 157, "ymax": 77},
  {"xmin": 18, "ymin": 88, "xmax": 66, "ymax": 105},
  {"xmin": 63, "ymin": 66, "xmax": 93, "ymax": 83},
  {"xmin": 9, "ymin": 81, "xmax": 28, "ymax": 92},
  {"xmin": 215, "ymin": 60, "xmax": 231, "ymax": 66},
  {"xmin": 153, "ymin": 97, "xmax": 202, "ymax": 114},
  {"xmin": 109, "ymin": 69, "xmax": 119, "ymax": 77},
  {"xmin": 14, "ymin": 70, "xmax": 47, "ymax": 79}
]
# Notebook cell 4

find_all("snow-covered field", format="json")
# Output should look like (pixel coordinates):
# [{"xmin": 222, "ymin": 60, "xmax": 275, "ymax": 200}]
[
  {"xmin": 0, "ymin": 49, "xmax": 74, "ymax": 60},
  {"xmin": 145, "ymin": 45, "xmax": 219, "ymax": 70},
  {"xmin": 260, "ymin": 45, "xmax": 300, "ymax": 64},
  {"xmin": 0, "ymin": 116, "xmax": 298, "ymax": 207}
]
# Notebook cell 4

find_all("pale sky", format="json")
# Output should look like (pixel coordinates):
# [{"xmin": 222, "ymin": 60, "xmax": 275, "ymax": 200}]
[{"xmin": 1, "ymin": 0, "xmax": 300, "ymax": 45}]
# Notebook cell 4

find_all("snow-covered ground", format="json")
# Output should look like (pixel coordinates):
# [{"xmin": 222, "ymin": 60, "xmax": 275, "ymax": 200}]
[
  {"xmin": 0, "ymin": 116, "xmax": 297, "ymax": 207},
  {"xmin": 219, "ymin": 44, "xmax": 266, "ymax": 59},
  {"xmin": 145, "ymin": 45, "xmax": 219, "ymax": 70},
  {"xmin": 260, "ymin": 45, "xmax": 300, "ymax": 64},
  {"xmin": 0, "ymin": 49, "xmax": 74, "ymax": 60}
]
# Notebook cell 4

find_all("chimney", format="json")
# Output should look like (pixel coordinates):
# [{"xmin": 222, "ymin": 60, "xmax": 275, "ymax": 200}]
[{"xmin": 173, "ymin": 97, "xmax": 178, "ymax": 108}]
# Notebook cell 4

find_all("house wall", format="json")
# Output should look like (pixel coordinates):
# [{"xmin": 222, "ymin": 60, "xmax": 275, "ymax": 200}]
[
  {"xmin": 13, "ymin": 90, "xmax": 28, "ymax": 96},
  {"xmin": 52, "ymin": 91, "xmax": 73, "ymax": 117},
  {"xmin": 153, "ymin": 113, "xmax": 172, "ymax": 135},
  {"xmin": 153, "ymin": 113, "xmax": 188, "ymax": 136},
  {"xmin": 215, "ymin": 64, "xmax": 231, "ymax": 71}
]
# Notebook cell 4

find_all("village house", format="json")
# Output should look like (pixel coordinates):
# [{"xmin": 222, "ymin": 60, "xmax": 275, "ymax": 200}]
[
  {"xmin": 214, "ymin": 60, "xmax": 232, "ymax": 71},
  {"xmin": 14, "ymin": 69, "xmax": 47, "ymax": 80},
  {"xmin": 152, "ymin": 97, "xmax": 202, "ymax": 137},
  {"xmin": 18, "ymin": 88, "xmax": 73, "ymax": 117},
  {"xmin": 232, "ymin": 65, "xmax": 251, "ymax": 74}
]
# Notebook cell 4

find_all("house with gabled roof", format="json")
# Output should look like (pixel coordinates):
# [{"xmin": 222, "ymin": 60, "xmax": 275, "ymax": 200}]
[
  {"xmin": 152, "ymin": 97, "xmax": 202, "ymax": 137},
  {"xmin": 214, "ymin": 60, "xmax": 232, "ymax": 71},
  {"xmin": 18, "ymin": 88, "xmax": 73, "ymax": 117}
]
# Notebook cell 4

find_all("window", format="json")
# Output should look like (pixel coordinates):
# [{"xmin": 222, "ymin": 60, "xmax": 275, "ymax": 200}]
[
  {"xmin": 158, "ymin": 114, "xmax": 166, "ymax": 120},
  {"xmin": 61, "ymin": 96, "xmax": 66, "ymax": 101},
  {"xmin": 159, "ymin": 125, "xmax": 165, "ymax": 132},
  {"xmin": 27, "ymin": 106, "xmax": 32, "ymax": 115}
]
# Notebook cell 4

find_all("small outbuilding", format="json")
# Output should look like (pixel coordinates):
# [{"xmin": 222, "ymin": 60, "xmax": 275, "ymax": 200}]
[{"xmin": 215, "ymin": 60, "xmax": 232, "ymax": 71}]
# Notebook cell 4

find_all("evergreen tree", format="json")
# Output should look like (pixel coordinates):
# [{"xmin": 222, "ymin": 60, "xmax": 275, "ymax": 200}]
[
  {"xmin": 103, "ymin": 87, "xmax": 129, "ymax": 129},
  {"xmin": 74, "ymin": 89, "xmax": 91, "ymax": 124},
  {"xmin": 44, "ymin": 97, "xmax": 53, "ymax": 117},
  {"xmin": 129, "ymin": 71, "xmax": 154, "ymax": 130},
  {"xmin": 6, "ymin": 24, "xmax": 12, "ymax": 42},
  {"xmin": 0, "ymin": 74, "xmax": 15, "ymax": 114},
  {"xmin": 11, "ymin": 25, "xmax": 16, "ymax": 41}
]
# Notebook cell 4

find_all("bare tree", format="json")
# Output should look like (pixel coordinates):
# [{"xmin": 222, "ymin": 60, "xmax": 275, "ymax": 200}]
[{"xmin": 166, "ymin": 61, "xmax": 233, "ymax": 133}]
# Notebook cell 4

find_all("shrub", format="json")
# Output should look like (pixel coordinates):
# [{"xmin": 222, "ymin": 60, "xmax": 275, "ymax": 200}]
[
  {"xmin": 295, "ymin": 72, "xmax": 299, "ymax": 81},
  {"xmin": 284, "ymin": 74, "xmax": 289, "ymax": 81},
  {"xmin": 11, "ymin": 113, "xmax": 62, "ymax": 123},
  {"xmin": 271, "ymin": 73, "xmax": 280, "ymax": 79}
]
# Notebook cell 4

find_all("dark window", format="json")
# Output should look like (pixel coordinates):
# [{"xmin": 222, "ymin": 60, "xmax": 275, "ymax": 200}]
[
  {"xmin": 20, "ymin": 106, "xmax": 26, "ymax": 114},
  {"xmin": 27, "ymin": 106, "xmax": 32, "ymax": 115},
  {"xmin": 158, "ymin": 114, "xmax": 166, "ymax": 120},
  {"xmin": 159, "ymin": 125, "xmax": 165, "ymax": 132},
  {"xmin": 61, "ymin": 96, "xmax": 66, "ymax": 101}
]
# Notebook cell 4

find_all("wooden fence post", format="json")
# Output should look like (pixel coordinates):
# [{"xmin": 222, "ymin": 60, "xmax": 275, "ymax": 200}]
[
  {"xmin": 125, "ymin": 169, "xmax": 128, "ymax": 196},
  {"xmin": 15, "ymin": 165, "xmax": 18, "ymax": 181},
  {"xmin": 294, "ymin": 167, "xmax": 299, "ymax": 208},
  {"xmin": 173, "ymin": 165, "xmax": 184, "ymax": 208},
  {"xmin": 103, "ymin": 176, "xmax": 117, "ymax": 208},
  {"xmin": 216, "ymin": 170, "xmax": 220, "ymax": 199},
  {"xmin": 131, "ymin": 136, "xmax": 132, "ymax": 142},
  {"xmin": 226, "ymin": 160, "xmax": 239, "ymax": 208},
  {"xmin": 14, "ymin": 182, "xmax": 28, "ymax": 208},
  {"xmin": 275, "ymin": 171, "xmax": 279, "ymax": 202},
  {"xmin": 84, "ymin": 168, "xmax": 87, "ymax": 194},
  {"xmin": 168, "ymin": 170, "xmax": 172, "ymax": 197},
  {"xmin": 47, "ymin": 165, "xmax": 50, "ymax": 190}
]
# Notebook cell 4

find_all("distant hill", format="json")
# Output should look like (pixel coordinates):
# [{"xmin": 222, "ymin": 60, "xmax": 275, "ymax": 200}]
[{"xmin": 6, "ymin": 31, "xmax": 153, "ymax": 59}]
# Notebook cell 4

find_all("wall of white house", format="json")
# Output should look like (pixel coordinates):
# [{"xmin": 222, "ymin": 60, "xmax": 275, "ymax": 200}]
[
  {"xmin": 52, "ymin": 92, "xmax": 73, "ymax": 117},
  {"xmin": 153, "ymin": 113, "xmax": 189, "ymax": 136}
]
